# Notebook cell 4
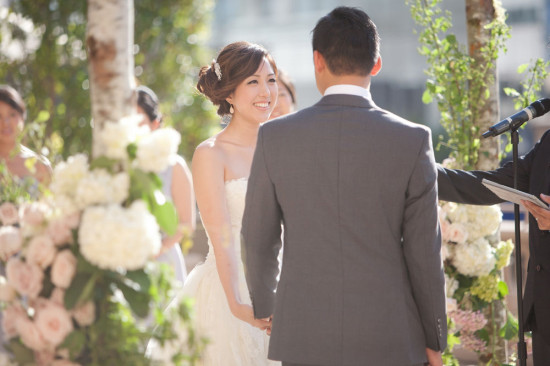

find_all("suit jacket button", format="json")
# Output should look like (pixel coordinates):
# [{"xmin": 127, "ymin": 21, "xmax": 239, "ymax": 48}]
[{"xmin": 536, "ymin": 264, "xmax": 542, "ymax": 272}]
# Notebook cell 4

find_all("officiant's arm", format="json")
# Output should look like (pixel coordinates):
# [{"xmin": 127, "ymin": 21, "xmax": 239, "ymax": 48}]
[
  {"xmin": 402, "ymin": 130, "xmax": 447, "ymax": 352},
  {"xmin": 192, "ymin": 142, "xmax": 270, "ymax": 330},
  {"xmin": 241, "ymin": 126, "xmax": 282, "ymax": 319}
]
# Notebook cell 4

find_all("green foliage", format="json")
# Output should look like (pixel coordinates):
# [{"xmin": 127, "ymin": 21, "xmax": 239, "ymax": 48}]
[
  {"xmin": 0, "ymin": 0, "xmax": 218, "ymax": 163},
  {"xmin": 408, "ymin": 0, "xmax": 510, "ymax": 170}
]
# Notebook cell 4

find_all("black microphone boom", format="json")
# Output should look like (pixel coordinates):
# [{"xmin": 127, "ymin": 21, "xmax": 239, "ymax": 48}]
[{"xmin": 482, "ymin": 98, "xmax": 550, "ymax": 138}]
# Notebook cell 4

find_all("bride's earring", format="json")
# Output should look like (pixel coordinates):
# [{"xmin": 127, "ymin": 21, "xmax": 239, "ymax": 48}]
[{"xmin": 230, "ymin": 104, "xmax": 234, "ymax": 114}]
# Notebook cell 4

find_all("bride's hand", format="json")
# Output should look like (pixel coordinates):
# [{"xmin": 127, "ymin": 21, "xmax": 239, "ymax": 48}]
[{"xmin": 230, "ymin": 303, "xmax": 271, "ymax": 330}]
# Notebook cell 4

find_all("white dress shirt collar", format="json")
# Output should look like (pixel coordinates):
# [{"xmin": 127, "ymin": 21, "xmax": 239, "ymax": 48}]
[{"xmin": 324, "ymin": 84, "xmax": 371, "ymax": 99}]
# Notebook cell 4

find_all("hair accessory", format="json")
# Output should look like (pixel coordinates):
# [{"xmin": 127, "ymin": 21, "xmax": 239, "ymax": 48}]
[{"xmin": 213, "ymin": 60, "xmax": 222, "ymax": 81}]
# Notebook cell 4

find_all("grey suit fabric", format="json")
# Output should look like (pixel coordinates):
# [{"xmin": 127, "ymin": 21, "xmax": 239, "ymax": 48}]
[{"xmin": 241, "ymin": 94, "xmax": 447, "ymax": 366}]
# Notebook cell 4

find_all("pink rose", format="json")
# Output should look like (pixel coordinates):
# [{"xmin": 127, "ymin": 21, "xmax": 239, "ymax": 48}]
[
  {"xmin": 26, "ymin": 235, "xmax": 57, "ymax": 269},
  {"xmin": 2, "ymin": 303, "xmax": 26, "ymax": 339},
  {"xmin": 35, "ymin": 301, "xmax": 74, "ymax": 347},
  {"xmin": 51, "ymin": 250, "xmax": 77, "ymax": 289},
  {"xmin": 64, "ymin": 212, "xmax": 81, "ymax": 229},
  {"xmin": 16, "ymin": 317, "xmax": 48, "ymax": 351},
  {"xmin": 50, "ymin": 287, "xmax": 66, "ymax": 306},
  {"xmin": 19, "ymin": 202, "xmax": 49, "ymax": 227},
  {"xmin": 0, "ymin": 226, "xmax": 22, "ymax": 261},
  {"xmin": 0, "ymin": 202, "xmax": 19, "ymax": 225},
  {"xmin": 0, "ymin": 275, "xmax": 17, "ymax": 302},
  {"xmin": 6, "ymin": 257, "xmax": 44, "ymax": 298},
  {"xmin": 439, "ymin": 219, "xmax": 451, "ymax": 242},
  {"xmin": 47, "ymin": 218, "xmax": 74, "ymax": 247},
  {"xmin": 72, "ymin": 301, "xmax": 96, "ymax": 327}
]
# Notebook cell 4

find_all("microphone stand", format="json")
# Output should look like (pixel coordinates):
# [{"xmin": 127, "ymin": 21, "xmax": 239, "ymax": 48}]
[{"xmin": 510, "ymin": 127, "xmax": 527, "ymax": 366}]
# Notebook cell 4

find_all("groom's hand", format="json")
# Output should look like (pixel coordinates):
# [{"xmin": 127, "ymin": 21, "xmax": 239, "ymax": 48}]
[{"xmin": 425, "ymin": 348, "xmax": 443, "ymax": 366}]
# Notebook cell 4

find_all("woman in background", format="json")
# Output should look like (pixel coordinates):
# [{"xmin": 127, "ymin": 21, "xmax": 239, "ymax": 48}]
[
  {"xmin": 269, "ymin": 70, "xmax": 296, "ymax": 119},
  {"xmin": 137, "ymin": 85, "xmax": 195, "ymax": 285},
  {"xmin": 0, "ymin": 85, "xmax": 51, "ymax": 191}
]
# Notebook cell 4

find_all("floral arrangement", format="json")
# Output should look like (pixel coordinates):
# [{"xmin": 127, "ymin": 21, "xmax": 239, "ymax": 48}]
[
  {"xmin": 0, "ymin": 115, "xmax": 204, "ymax": 365},
  {"xmin": 439, "ymin": 193, "xmax": 517, "ymax": 360}
]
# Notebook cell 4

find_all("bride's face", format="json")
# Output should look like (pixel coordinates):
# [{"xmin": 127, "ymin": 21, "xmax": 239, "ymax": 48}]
[{"xmin": 228, "ymin": 58, "xmax": 278, "ymax": 124}]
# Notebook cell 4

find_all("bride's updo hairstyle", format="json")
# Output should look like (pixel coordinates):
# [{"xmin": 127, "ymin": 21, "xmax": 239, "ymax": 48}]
[{"xmin": 197, "ymin": 41, "xmax": 278, "ymax": 116}]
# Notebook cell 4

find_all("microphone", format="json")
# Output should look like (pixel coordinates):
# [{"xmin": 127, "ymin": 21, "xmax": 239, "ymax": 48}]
[{"xmin": 482, "ymin": 98, "xmax": 550, "ymax": 138}]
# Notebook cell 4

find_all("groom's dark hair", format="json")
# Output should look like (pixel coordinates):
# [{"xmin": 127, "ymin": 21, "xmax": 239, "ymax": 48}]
[{"xmin": 312, "ymin": 7, "xmax": 380, "ymax": 76}]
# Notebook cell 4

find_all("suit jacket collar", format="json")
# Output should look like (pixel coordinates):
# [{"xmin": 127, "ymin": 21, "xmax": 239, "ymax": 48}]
[{"xmin": 315, "ymin": 93, "xmax": 377, "ymax": 110}]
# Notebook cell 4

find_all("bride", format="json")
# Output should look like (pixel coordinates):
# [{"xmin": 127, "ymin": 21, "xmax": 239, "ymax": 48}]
[{"xmin": 185, "ymin": 41, "xmax": 280, "ymax": 365}]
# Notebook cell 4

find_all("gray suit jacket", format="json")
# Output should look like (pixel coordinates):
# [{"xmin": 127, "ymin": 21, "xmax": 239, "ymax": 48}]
[{"xmin": 241, "ymin": 94, "xmax": 447, "ymax": 366}]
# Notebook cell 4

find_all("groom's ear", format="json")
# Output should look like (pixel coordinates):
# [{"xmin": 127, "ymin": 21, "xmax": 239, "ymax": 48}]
[
  {"xmin": 370, "ymin": 56, "xmax": 382, "ymax": 76},
  {"xmin": 313, "ymin": 51, "xmax": 326, "ymax": 74}
]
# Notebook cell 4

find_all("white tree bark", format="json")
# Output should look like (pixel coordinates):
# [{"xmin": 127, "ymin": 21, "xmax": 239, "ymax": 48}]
[
  {"xmin": 466, "ymin": 0, "xmax": 501, "ymax": 171},
  {"xmin": 87, "ymin": 0, "xmax": 136, "ymax": 157}
]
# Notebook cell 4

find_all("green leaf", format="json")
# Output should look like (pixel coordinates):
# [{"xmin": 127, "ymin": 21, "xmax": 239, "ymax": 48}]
[
  {"xmin": 517, "ymin": 63, "xmax": 529, "ymax": 74},
  {"xmin": 65, "ymin": 272, "xmax": 98, "ymax": 309},
  {"xmin": 127, "ymin": 142, "xmax": 138, "ymax": 160},
  {"xmin": 476, "ymin": 328, "xmax": 490, "ymax": 344},
  {"xmin": 499, "ymin": 313, "xmax": 519, "ymax": 340},
  {"xmin": 150, "ymin": 194, "xmax": 178, "ymax": 235},
  {"xmin": 498, "ymin": 280, "xmax": 509, "ymax": 297},
  {"xmin": 117, "ymin": 281, "xmax": 151, "ymax": 318},
  {"xmin": 503, "ymin": 87, "xmax": 519, "ymax": 97},
  {"xmin": 90, "ymin": 156, "xmax": 119, "ymax": 173},
  {"xmin": 60, "ymin": 329, "xmax": 86, "ymax": 358},
  {"xmin": 422, "ymin": 89, "xmax": 433, "ymax": 104},
  {"xmin": 7, "ymin": 339, "xmax": 35, "ymax": 364},
  {"xmin": 126, "ymin": 269, "xmax": 152, "ymax": 292},
  {"xmin": 35, "ymin": 110, "xmax": 51, "ymax": 124}
]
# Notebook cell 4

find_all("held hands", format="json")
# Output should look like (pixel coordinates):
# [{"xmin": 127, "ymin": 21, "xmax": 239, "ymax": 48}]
[
  {"xmin": 522, "ymin": 193, "xmax": 550, "ymax": 231},
  {"xmin": 230, "ymin": 303, "xmax": 272, "ymax": 331},
  {"xmin": 425, "ymin": 348, "xmax": 443, "ymax": 366}
]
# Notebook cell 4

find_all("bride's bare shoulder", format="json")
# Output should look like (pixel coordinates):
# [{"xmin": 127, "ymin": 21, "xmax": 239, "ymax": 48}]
[{"xmin": 193, "ymin": 135, "xmax": 226, "ymax": 166}]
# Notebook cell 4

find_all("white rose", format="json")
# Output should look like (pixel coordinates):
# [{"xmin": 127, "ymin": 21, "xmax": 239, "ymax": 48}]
[
  {"xmin": 78, "ymin": 201, "xmax": 161, "ymax": 270},
  {"xmin": 0, "ymin": 226, "xmax": 22, "ymax": 261},
  {"xmin": 453, "ymin": 237, "xmax": 496, "ymax": 277},
  {"xmin": 136, "ymin": 127, "xmax": 181, "ymax": 173}
]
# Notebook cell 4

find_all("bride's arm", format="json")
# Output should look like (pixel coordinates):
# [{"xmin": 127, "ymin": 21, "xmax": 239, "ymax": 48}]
[{"xmin": 192, "ymin": 142, "xmax": 270, "ymax": 330}]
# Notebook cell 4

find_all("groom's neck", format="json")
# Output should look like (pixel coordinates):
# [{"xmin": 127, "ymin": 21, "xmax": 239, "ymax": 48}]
[{"xmin": 318, "ymin": 74, "xmax": 371, "ymax": 95}]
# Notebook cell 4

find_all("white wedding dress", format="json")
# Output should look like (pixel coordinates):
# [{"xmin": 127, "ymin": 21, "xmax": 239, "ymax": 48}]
[{"xmin": 182, "ymin": 178, "xmax": 279, "ymax": 366}]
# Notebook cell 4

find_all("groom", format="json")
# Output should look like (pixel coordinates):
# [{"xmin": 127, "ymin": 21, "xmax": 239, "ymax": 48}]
[{"xmin": 241, "ymin": 7, "xmax": 447, "ymax": 366}]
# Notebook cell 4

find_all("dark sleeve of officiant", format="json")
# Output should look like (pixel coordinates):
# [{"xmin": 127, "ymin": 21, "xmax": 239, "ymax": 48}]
[{"xmin": 435, "ymin": 128, "xmax": 545, "ymax": 205}]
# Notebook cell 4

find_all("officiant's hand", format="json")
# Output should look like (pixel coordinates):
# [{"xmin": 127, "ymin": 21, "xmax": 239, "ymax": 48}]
[
  {"xmin": 425, "ymin": 348, "xmax": 443, "ymax": 366},
  {"xmin": 231, "ymin": 303, "xmax": 271, "ymax": 330},
  {"xmin": 522, "ymin": 194, "xmax": 550, "ymax": 231}
]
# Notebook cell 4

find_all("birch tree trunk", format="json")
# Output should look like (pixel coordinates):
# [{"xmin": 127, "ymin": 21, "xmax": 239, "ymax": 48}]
[
  {"xmin": 466, "ymin": 0, "xmax": 501, "ymax": 171},
  {"xmin": 465, "ymin": 1, "xmax": 508, "ymax": 364},
  {"xmin": 87, "ymin": 0, "xmax": 136, "ymax": 158}
]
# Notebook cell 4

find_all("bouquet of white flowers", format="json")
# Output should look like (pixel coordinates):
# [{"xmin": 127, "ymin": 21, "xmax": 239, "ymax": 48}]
[{"xmin": 0, "ymin": 115, "xmax": 204, "ymax": 365}]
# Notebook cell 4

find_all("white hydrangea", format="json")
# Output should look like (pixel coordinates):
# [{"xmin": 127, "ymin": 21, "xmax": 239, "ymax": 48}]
[
  {"xmin": 452, "ymin": 237, "xmax": 496, "ymax": 277},
  {"xmin": 78, "ymin": 201, "xmax": 161, "ymax": 270},
  {"xmin": 136, "ymin": 127, "xmax": 181, "ymax": 173},
  {"xmin": 446, "ymin": 203, "xmax": 469, "ymax": 224},
  {"xmin": 464, "ymin": 205, "xmax": 502, "ymax": 241},
  {"xmin": 50, "ymin": 154, "xmax": 89, "ymax": 198},
  {"xmin": 75, "ymin": 169, "xmax": 129, "ymax": 209},
  {"xmin": 445, "ymin": 273, "xmax": 459, "ymax": 298},
  {"xmin": 96, "ymin": 115, "xmax": 148, "ymax": 160}
]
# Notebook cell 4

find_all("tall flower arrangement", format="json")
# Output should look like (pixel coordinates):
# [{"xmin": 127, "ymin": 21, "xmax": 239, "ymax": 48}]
[{"xmin": 0, "ymin": 115, "xmax": 204, "ymax": 365}]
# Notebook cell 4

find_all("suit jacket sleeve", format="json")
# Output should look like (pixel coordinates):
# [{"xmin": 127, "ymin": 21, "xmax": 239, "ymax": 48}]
[
  {"xmin": 241, "ymin": 126, "xmax": 282, "ymax": 319},
  {"xmin": 402, "ymin": 130, "xmax": 447, "ymax": 351},
  {"xmin": 437, "ymin": 130, "xmax": 550, "ymax": 204}
]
